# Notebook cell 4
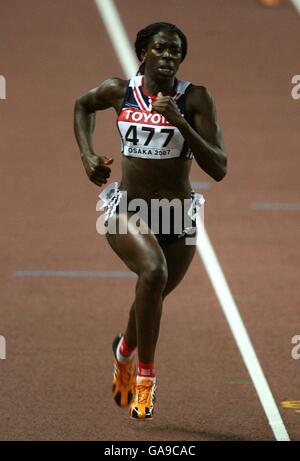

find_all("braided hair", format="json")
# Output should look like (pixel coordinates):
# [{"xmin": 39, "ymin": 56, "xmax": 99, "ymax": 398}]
[{"xmin": 135, "ymin": 22, "xmax": 187, "ymax": 75}]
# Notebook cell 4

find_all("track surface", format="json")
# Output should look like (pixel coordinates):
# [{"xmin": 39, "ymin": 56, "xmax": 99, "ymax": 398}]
[{"xmin": 0, "ymin": 0, "xmax": 299, "ymax": 441}]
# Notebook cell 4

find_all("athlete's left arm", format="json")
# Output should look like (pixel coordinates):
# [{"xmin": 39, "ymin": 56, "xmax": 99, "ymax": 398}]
[
  {"xmin": 153, "ymin": 86, "xmax": 227, "ymax": 181},
  {"xmin": 180, "ymin": 85, "xmax": 227, "ymax": 181}
]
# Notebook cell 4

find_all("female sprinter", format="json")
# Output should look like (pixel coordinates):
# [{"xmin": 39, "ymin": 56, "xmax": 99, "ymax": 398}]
[{"xmin": 74, "ymin": 22, "xmax": 227, "ymax": 420}]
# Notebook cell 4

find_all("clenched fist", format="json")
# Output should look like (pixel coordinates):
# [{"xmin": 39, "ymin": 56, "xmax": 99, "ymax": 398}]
[
  {"xmin": 152, "ymin": 91, "xmax": 184, "ymax": 127},
  {"xmin": 82, "ymin": 154, "xmax": 113, "ymax": 187}
]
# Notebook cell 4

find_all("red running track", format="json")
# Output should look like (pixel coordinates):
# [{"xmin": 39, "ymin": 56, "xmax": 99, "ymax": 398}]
[{"xmin": 0, "ymin": 0, "xmax": 299, "ymax": 440}]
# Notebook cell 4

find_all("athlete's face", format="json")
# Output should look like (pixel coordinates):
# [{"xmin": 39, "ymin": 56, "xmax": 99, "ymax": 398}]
[{"xmin": 141, "ymin": 31, "xmax": 183, "ymax": 80}]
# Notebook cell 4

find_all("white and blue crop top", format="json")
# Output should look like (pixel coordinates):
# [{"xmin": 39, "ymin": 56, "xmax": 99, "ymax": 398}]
[{"xmin": 117, "ymin": 75, "xmax": 193, "ymax": 160}]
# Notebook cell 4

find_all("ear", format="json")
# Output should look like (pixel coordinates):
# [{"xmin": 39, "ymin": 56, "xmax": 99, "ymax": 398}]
[{"xmin": 140, "ymin": 49, "xmax": 147, "ymax": 63}]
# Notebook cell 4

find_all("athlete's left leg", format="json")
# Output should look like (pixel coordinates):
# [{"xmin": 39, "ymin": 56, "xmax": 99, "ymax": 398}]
[
  {"xmin": 123, "ymin": 235, "xmax": 197, "ymax": 350},
  {"xmin": 122, "ymin": 235, "xmax": 196, "ymax": 418}
]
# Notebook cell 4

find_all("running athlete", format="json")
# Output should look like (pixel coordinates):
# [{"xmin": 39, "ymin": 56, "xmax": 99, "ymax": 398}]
[{"xmin": 74, "ymin": 23, "xmax": 227, "ymax": 420}]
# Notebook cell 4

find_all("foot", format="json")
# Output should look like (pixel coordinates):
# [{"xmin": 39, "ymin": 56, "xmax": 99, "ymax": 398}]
[
  {"xmin": 112, "ymin": 334, "xmax": 136, "ymax": 407},
  {"xmin": 129, "ymin": 378, "xmax": 157, "ymax": 420}
]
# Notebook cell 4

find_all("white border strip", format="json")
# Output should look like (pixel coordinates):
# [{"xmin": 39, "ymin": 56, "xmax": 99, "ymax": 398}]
[
  {"xmin": 94, "ymin": 0, "xmax": 290, "ymax": 441},
  {"xmin": 290, "ymin": 0, "xmax": 300, "ymax": 14}
]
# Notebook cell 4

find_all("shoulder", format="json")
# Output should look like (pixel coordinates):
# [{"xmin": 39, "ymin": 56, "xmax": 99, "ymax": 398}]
[
  {"xmin": 100, "ymin": 77, "xmax": 128, "ymax": 91},
  {"xmin": 185, "ymin": 84, "xmax": 216, "ymax": 116},
  {"xmin": 95, "ymin": 77, "xmax": 129, "ymax": 102},
  {"xmin": 78, "ymin": 77, "xmax": 129, "ymax": 112}
]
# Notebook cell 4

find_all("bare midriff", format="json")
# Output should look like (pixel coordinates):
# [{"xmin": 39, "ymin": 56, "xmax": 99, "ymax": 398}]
[{"xmin": 119, "ymin": 155, "xmax": 193, "ymax": 203}]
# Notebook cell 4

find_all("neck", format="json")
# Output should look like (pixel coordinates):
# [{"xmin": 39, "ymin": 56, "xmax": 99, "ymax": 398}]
[{"xmin": 143, "ymin": 73, "xmax": 176, "ymax": 96}]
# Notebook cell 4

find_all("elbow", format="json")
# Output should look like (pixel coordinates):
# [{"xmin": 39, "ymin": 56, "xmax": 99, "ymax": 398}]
[
  {"xmin": 73, "ymin": 98, "xmax": 94, "ymax": 125},
  {"xmin": 74, "ymin": 99, "xmax": 82, "ymax": 120},
  {"xmin": 74, "ymin": 98, "xmax": 84, "ymax": 113},
  {"xmin": 74, "ymin": 97, "xmax": 91, "ymax": 114},
  {"xmin": 73, "ymin": 99, "xmax": 81, "ymax": 126},
  {"xmin": 214, "ymin": 156, "xmax": 227, "ymax": 182},
  {"xmin": 214, "ymin": 166, "xmax": 227, "ymax": 182}
]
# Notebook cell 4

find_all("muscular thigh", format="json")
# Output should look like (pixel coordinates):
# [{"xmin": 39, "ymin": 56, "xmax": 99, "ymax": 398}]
[{"xmin": 105, "ymin": 212, "xmax": 167, "ymax": 275}]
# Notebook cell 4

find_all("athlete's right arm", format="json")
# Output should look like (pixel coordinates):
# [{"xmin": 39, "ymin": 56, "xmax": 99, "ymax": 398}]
[{"xmin": 74, "ymin": 78, "xmax": 127, "ymax": 186}]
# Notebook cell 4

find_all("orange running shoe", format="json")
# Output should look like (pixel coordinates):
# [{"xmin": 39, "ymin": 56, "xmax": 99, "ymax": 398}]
[
  {"xmin": 129, "ymin": 378, "xmax": 157, "ymax": 420},
  {"xmin": 112, "ymin": 334, "xmax": 136, "ymax": 407}
]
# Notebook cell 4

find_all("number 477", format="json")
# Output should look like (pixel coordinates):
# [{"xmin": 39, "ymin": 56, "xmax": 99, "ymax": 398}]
[{"xmin": 125, "ymin": 125, "xmax": 174, "ymax": 148}]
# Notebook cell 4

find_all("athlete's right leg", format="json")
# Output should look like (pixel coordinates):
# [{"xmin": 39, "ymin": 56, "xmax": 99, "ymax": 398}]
[
  {"xmin": 123, "ymin": 301, "xmax": 137, "ymax": 350},
  {"xmin": 106, "ymin": 212, "xmax": 168, "ymax": 365}
]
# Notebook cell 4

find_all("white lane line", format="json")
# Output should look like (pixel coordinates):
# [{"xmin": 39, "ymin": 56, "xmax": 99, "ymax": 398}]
[
  {"xmin": 94, "ymin": 0, "xmax": 290, "ymax": 441},
  {"xmin": 94, "ymin": 0, "xmax": 137, "ymax": 78},
  {"xmin": 196, "ymin": 219, "xmax": 290, "ymax": 441},
  {"xmin": 191, "ymin": 181, "xmax": 212, "ymax": 190},
  {"xmin": 252, "ymin": 202, "xmax": 300, "ymax": 210},
  {"xmin": 290, "ymin": 0, "xmax": 300, "ymax": 14}
]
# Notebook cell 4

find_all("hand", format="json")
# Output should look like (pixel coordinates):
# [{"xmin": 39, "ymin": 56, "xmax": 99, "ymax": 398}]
[
  {"xmin": 82, "ymin": 153, "xmax": 113, "ymax": 186},
  {"xmin": 152, "ymin": 92, "xmax": 184, "ymax": 127}
]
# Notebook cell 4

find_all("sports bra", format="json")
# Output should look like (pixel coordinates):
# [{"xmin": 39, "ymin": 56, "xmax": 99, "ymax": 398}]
[{"xmin": 117, "ymin": 75, "xmax": 193, "ymax": 160}]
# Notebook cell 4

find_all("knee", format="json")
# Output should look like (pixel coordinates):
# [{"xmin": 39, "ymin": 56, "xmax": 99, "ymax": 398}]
[{"xmin": 139, "ymin": 262, "xmax": 168, "ymax": 292}]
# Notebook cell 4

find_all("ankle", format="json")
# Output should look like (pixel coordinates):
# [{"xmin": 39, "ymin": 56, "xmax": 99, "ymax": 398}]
[
  {"xmin": 137, "ymin": 360, "xmax": 156, "ymax": 378},
  {"xmin": 117, "ymin": 336, "xmax": 136, "ymax": 362}
]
